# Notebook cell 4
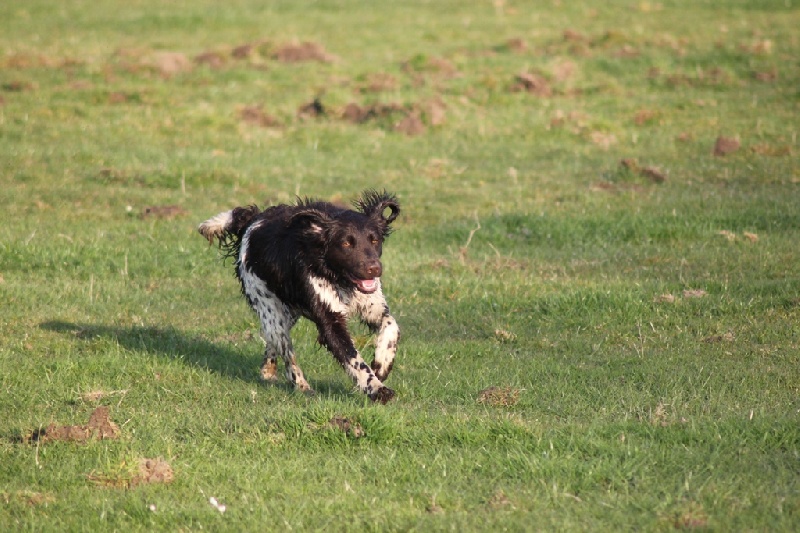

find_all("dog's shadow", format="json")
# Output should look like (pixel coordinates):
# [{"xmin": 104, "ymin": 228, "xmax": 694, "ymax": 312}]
[{"xmin": 39, "ymin": 320, "xmax": 351, "ymax": 397}]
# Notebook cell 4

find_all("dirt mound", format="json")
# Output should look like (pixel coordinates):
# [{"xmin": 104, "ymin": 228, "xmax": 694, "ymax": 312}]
[
  {"xmin": 28, "ymin": 406, "xmax": 120, "ymax": 444},
  {"xmin": 341, "ymin": 102, "xmax": 405, "ymax": 124},
  {"xmin": 619, "ymin": 158, "xmax": 667, "ymax": 183},
  {"xmin": 150, "ymin": 51, "xmax": 192, "ymax": 77},
  {"xmin": 341, "ymin": 100, "xmax": 441, "ymax": 135},
  {"xmin": 194, "ymin": 51, "xmax": 226, "ymax": 69},
  {"xmin": 394, "ymin": 112, "xmax": 425, "ymax": 136},
  {"xmin": 713, "ymin": 136, "xmax": 740, "ymax": 156},
  {"xmin": 273, "ymin": 42, "xmax": 337, "ymax": 63},
  {"xmin": 510, "ymin": 72, "xmax": 552, "ymax": 97},
  {"xmin": 239, "ymin": 105, "xmax": 282, "ymax": 128},
  {"xmin": 359, "ymin": 72, "xmax": 398, "ymax": 93},
  {"xmin": 136, "ymin": 458, "xmax": 174, "ymax": 485},
  {"xmin": 401, "ymin": 56, "xmax": 460, "ymax": 78}
]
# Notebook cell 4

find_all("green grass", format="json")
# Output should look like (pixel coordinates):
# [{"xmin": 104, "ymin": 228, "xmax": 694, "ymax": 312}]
[{"xmin": 1, "ymin": 0, "xmax": 798, "ymax": 530}]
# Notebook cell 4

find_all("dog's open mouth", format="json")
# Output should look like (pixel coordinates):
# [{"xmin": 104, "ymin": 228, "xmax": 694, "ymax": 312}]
[{"xmin": 353, "ymin": 278, "xmax": 379, "ymax": 294}]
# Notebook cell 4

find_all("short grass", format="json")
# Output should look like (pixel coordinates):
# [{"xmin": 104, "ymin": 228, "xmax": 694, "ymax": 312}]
[{"xmin": 1, "ymin": 0, "xmax": 799, "ymax": 530}]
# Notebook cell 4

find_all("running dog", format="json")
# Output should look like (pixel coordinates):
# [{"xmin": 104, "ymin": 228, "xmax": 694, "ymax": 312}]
[{"xmin": 198, "ymin": 190, "xmax": 400, "ymax": 403}]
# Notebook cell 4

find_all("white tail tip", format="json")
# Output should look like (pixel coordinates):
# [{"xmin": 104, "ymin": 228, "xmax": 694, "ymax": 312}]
[{"xmin": 198, "ymin": 210, "xmax": 233, "ymax": 244}]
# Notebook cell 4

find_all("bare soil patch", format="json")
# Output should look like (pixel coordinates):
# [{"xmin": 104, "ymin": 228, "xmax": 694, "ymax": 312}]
[
  {"xmin": 394, "ymin": 112, "xmax": 425, "ymax": 136},
  {"xmin": 341, "ymin": 102, "xmax": 405, "ymax": 124},
  {"xmin": 358, "ymin": 72, "xmax": 398, "ymax": 93},
  {"xmin": 423, "ymin": 98, "xmax": 447, "ymax": 126},
  {"xmin": 590, "ymin": 131, "xmax": 617, "ymax": 150},
  {"xmin": 136, "ymin": 458, "xmax": 174, "ymax": 485},
  {"xmin": 194, "ymin": 51, "xmax": 227, "ymax": 69},
  {"xmin": 713, "ymin": 136, "xmax": 740, "ymax": 156},
  {"xmin": 753, "ymin": 68, "xmax": 778, "ymax": 82},
  {"xmin": 751, "ymin": 143, "xmax": 791, "ymax": 157},
  {"xmin": 149, "ymin": 51, "xmax": 192, "ymax": 77},
  {"xmin": 273, "ymin": 41, "xmax": 337, "ymax": 63},
  {"xmin": 2, "ymin": 80, "xmax": 37, "ymax": 92},
  {"xmin": 239, "ymin": 105, "xmax": 282, "ymax": 128},
  {"xmin": 340, "ymin": 100, "xmax": 435, "ymax": 135},
  {"xmin": 633, "ymin": 109, "xmax": 660, "ymax": 126},
  {"xmin": 551, "ymin": 59, "xmax": 577, "ymax": 82},
  {"xmin": 619, "ymin": 158, "xmax": 667, "ymax": 183},
  {"xmin": 401, "ymin": 56, "xmax": 459, "ymax": 78},
  {"xmin": 140, "ymin": 205, "xmax": 187, "ymax": 220},
  {"xmin": 27, "ymin": 406, "xmax": 120, "ymax": 444},
  {"xmin": 510, "ymin": 72, "xmax": 552, "ymax": 97}
]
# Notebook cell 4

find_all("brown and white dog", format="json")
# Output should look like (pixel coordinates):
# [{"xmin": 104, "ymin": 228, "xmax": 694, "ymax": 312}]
[{"xmin": 198, "ymin": 190, "xmax": 400, "ymax": 403}]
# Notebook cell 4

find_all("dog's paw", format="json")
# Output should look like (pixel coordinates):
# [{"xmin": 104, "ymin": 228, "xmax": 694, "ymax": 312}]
[{"xmin": 369, "ymin": 386, "xmax": 395, "ymax": 404}]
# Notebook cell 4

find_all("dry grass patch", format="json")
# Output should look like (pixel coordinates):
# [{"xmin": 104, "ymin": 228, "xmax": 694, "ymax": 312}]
[
  {"xmin": 88, "ymin": 458, "xmax": 174, "ymax": 489},
  {"xmin": 477, "ymin": 386, "xmax": 522, "ymax": 407}
]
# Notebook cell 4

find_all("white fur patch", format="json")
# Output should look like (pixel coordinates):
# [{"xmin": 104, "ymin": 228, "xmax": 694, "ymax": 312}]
[
  {"xmin": 309, "ymin": 275, "xmax": 391, "ymax": 321},
  {"xmin": 198, "ymin": 210, "xmax": 233, "ymax": 243},
  {"xmin": 309, "ymin": 275, "xmax": 350, "ymax": 315},
  {"xmin": 373, "ymin": 314, "xmax": 400, "ymax": 367}
]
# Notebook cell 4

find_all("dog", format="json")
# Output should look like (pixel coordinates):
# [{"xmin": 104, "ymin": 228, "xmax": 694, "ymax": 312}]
[{"xmin": 198, "ymin": 190, "xmax": 400, "ymax": 403}]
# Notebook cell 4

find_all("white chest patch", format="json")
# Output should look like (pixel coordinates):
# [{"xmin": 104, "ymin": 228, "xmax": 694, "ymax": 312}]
[
  {"xmin": 309, "ymin": 275, "xmax": 385, "ymax": 319},
  {"xmin": 309, "ymin": 275, "xmax": 350, "ymax": 315}
]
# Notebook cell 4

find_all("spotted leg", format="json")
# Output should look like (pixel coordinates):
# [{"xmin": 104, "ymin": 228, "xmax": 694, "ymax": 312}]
[
  {"xmin": 242, "ymin": 269, "xmax": 313, "ymax": 394},
  {"xmin": 368, "ymin": 311, "xmax": 400, "ymax": 382},
  {"xmin": 316, "ymin": 310, "xmax": 394, "ymax": 404},
  {"xmin": 350, "ymin": 282, "xmax": 400, "ymax": 382},
  {"xmin": 260, "ymin": 349, "xmax": 278, "ymax": 382},
  {"xmin": 260, "ymin": 320, "xmax": 313, "ymax": 393}
]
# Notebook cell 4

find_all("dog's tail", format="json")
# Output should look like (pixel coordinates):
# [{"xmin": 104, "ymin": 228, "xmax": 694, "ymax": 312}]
[{"xmin": 198, "ymin": 205, "xmax": 260, "ymax": 258}]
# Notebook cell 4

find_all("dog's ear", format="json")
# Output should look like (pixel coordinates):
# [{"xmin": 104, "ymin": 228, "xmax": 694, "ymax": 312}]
[
  {"xmin": 358, "ymin": 190, "xmax": 400, "ymax": 227},
  {"xmin": 289, "ymin": 208, "xmax": 332, "ymax": 241}
]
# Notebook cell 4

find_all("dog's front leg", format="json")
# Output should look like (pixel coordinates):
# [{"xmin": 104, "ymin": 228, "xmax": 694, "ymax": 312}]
[
  {"xmin": 316, "ymin": 311, "xmax": 395, "ymax": 404},
  {"xmin": 366, "ymin": 309, "xmax": 400, "ymax": 382}
]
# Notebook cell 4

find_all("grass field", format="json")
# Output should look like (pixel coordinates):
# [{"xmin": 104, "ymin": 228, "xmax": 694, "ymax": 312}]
[{"xmin": 1, "ymin": 0, "xmax": 799, "ymax": 530}]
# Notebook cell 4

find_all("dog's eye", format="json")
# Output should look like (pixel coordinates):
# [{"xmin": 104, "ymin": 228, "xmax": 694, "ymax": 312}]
[
  {"xmin": 342, "ymin": 241, "xmax": 351, "ymax": 247},
  {"xmin": 371, "ymin": 238, "xmax": 379, "ymax": 245}
]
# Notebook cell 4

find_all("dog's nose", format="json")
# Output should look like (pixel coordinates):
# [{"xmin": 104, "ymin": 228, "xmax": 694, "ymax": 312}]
[{"xmin": 365, "ymin": 260, "xmax": 382, "ymax": 278}]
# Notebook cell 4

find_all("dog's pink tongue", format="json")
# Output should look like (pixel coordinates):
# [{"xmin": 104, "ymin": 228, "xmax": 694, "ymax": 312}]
[{"xmin": 356, "ymin": 279, "xmax": 378, "ymax": 293}]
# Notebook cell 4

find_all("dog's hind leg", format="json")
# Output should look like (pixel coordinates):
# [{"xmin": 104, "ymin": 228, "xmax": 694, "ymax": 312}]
[
  {"xmin": 244, "ymin": 273, "xmax": 314, "ymax": 393},
  {"xmin": 259, "ymin": 349, "xmax": 278, "ymax": 382},
  {"xmin": 262, "ymin": 317, "xmax": 313, "ymax": 394},
  {"xmin": 260, "ymin": 323, "xmax": 313, "ymax": 393}
]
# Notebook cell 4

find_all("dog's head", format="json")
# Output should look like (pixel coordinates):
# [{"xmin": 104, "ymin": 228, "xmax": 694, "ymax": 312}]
[{"xmin": 291, "ymin": 191, "xmax": 400, "ymax": 294}]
